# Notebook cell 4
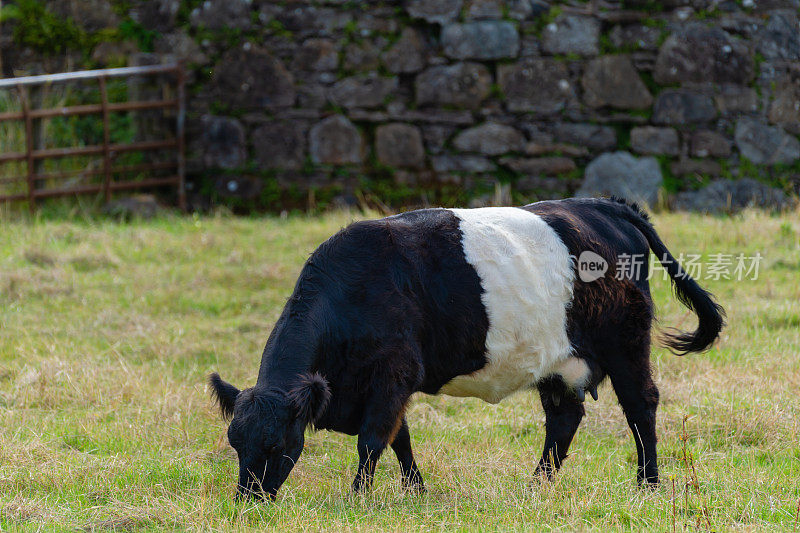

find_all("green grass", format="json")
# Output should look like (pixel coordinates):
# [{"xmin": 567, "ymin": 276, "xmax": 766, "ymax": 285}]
[{"xmin": 1, "ymin": 208, "xmax": 799, "ymax": 530}]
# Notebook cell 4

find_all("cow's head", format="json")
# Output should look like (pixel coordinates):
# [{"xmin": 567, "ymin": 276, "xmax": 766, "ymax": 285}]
[{"xmin": 208, "ymin": 372, "xmax": 330, "ymax": 501}]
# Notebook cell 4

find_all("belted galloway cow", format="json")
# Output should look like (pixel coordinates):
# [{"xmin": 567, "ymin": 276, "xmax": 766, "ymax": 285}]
[{"xmin": 209, "ymin": 197, "xmax": 725, "ymax": 500}]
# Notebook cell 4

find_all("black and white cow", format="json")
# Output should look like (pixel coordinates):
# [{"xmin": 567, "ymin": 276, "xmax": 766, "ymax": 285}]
[{"xmin": 209, "ymin": 197, "xmax": 724, "ymax": 500}]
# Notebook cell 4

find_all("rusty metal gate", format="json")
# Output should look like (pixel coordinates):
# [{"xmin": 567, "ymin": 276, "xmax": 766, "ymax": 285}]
[{"xmin": 0, "ymin": 63, "xmax": 186, "ymax": 211}]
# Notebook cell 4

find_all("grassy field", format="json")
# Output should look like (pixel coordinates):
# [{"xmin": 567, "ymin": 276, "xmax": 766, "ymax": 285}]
[{"xmin": 1, "ymin": 207, "xmax": 799, "ymax": 531}]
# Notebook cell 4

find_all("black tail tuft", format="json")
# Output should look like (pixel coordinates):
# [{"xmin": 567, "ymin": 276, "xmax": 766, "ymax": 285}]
[
  {"xmin": 612, "ymin": 199, "xmax": 726, "ymax": 354},
  {"xmin": 660, "ymin": 278, "xmax": 726, "ymax": 354}
]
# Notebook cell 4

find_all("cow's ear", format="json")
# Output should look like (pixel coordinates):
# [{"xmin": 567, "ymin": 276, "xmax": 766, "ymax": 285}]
[
  {"xmin": 208, "ymin": 373, "xmax": 240, "ymax": 419},
  {"xmin": 288, "ymin": 373, "xmax": 331, "ymax": 424}
]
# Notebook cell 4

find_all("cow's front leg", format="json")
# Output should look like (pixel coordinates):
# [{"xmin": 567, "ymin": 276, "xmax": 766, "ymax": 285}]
[
  {"xmin": 352, "ymin": 357, "xmax": 418, "ymax": 493},
  {"xmin": 353, "ymin": 408, "xmax": 409, "ymax": 492},
  {"xmin": 391, "ymin": 417, "xmax": 425, "ymax": 492},
  {"xmin": 353, "ymin": 432, "xmax": 387, "ymax": 492},
  {"xmin": 534, "ymin": 377, "xmax": 585, "ymax": 480}
]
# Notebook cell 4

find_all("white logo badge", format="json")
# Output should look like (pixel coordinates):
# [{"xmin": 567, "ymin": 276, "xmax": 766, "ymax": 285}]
[{"xmin": 577, "ymin": 251, "xmax": 608, "ymax": 283}]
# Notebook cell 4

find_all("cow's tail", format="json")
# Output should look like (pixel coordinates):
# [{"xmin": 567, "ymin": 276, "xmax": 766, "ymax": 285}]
[{"xmin": 612, "ymin": 198, "xmax": 726, "ymax": 354}]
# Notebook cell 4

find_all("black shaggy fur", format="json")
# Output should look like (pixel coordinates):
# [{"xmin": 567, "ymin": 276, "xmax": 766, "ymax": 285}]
[
  {"xmin": 209, "ymin": 198, "xmax": 725, "ymax": 499},
  {"xmin": 208, "ymin": 372, "xmax": 239, "ymax": 420},
  {"xmin": 288, "ymin": 373, "xmax": 332, "ymax": 426}
]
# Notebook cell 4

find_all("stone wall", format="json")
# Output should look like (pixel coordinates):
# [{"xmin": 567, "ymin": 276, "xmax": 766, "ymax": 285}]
[{"xmin": 2, "ymin": 0, "xmax": 800, "ymax": 211}]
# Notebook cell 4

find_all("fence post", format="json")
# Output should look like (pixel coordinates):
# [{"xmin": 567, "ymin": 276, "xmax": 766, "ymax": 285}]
[
  {"xmin": 0, "ymin": 0, "xmax": 4, "ymax": 75},
  {"xmin": 18, "ymin": 84, "xmax": 35, "ymax": 213},
  {"xmin": 98, "ymin": 76, "xmax": 113, "ymax": 204},
  {"xmin": 176, "ymin": 65, "xmax": 186, "ymax": 211}
]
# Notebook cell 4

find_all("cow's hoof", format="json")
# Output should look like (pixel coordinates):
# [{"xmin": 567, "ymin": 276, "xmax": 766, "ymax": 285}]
[
  {"xmin": 402, "ymin": 482, "xmax": 426, "ymax": 494},
  {"xmin": 637, "ymin": 476, "xmax": 659, "ymax": 490},
  {"xmin": 530, "ymin": 466, "xmax": 556, "ymax": 487},
  {"xmin": 351, "ymin": 479, "xmax": 370, "ymax": 493}
]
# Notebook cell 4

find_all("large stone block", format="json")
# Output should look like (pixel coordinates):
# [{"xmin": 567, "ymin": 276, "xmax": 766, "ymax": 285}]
[
  {"xmin": 273, "ymin": 6, "xmax": 351, "ymax": 38},
  {"xmin": 577, "ymin": 151, "xmax": 663, "ymax": 206},
  {"xmin": 293, "ymin": 39, "xmax": 339, "ymax": 71},
  {"xmin": 508, "ymin": 0, "xmax": 550, "ymax": 20},
  {"xmin": 190, "ymin": 0, "xmax": 252, "ymax": 30},
  {"xmin": 715, "ymin": 84, "xmax": 759, "ymax": 115},
  {"xmin": 514, "ymin": 176, "xmax": 573, "ymax": 198},
  {"xmin": 691, "ymin": 130, "xmax": 732, "ymax": 158},
  {"xmin": 630, "ymin": 127, "xmax": 680, "ymax": 156},
  {"xmin": 215, "ymin": 47, "xmax": 295, "ymax": 109},
  {"xmin": 609, "ymin": 24, "xmax": 662, "ymax": 51},
  {"xmin": 670, "ymin": 159, "xmax": 722, "ymax": 177},
  {"xmin": 749, "ymin": 0, "xmax": 800, "ymax": 13},
  {"xmin": 756, "ymin": 12, "xmax": 800, "ymax": 61},
  {"xmin": 654, "ymin": 23, "xmax": 754, "ymax": 85},
  {"xmin": 769, "ymin": 76, "xmax": 800, "ymax": 135},
  {"xmin": 553, "ymin": 123, "xmax": 616, "ymax": 151},
  {"xmin": 735, "ymin": 118, "xmax": 800, "ymax": 165},
  {"xmin": 309, "ymin": 116, "xmax": 364, "ymax": 165},
  {"xmin": 466, "ymin": 0, "xmax": 504, "ymax": 19},
  {"xmin": 541, "ymin": 15, "xmax": 600, "ymax": 57},
  {"xmin": 525, "ymin": 142, "xmax": 588, "ymax": 157},
  {"xmin": 431, "ymin": 154, "xmax": 496, "ymax": 172},
  {"xmin": 673, "ymin": 178, "xmax": 795, "ymax": 213},
  {"xmin": 252, "ymin": 121, "xmax": 307, "ymax": 171},
  {"xmin": 499, "ymin": 156, "xmax": 577, "ymax": 175},
  {"xmin": 452, "ymin": 123, "xmax": 525, "ymax": 156},
  {"xmin": 423, "ymin": 126, "xmax": 458, "ymax": 155},
  {"xmin": 406, "ymin": 0, "xmax": 464, "ymax": 24},
  {"xmin": 344, "ymin": 41, "xmax": 381, "ymax": 72},
  {"xmin": 328, "ymin": 74, "xmax": 398, "ymax": 109},
  {"xmin": 497, "ymin": 58, "xmax": 574, "ymax": 114},
  {"xmin": 653, "ymin": 90, "xmax": 716, "ymax": 125},
  {"xmin": 441, "ymin": 21, "xmax": 520, "ymax": 60},
  {"xmin": 582, "ymin": 55, "xmax": 653, "ymax": 110},
  {"xmin": 200, "ymin": 116, "xmax": 246, "ymax": 169},
  {"xmin": 375, "ymin": 123, "xmax": 426, "ymax": 170},
  {"xmin": 416, "ymin": 63, "xmax": 492, "ymax": 109},
  {"xmin": 382, "ymin": 28, "xmax": 427, "ymax": 74},
  {"xmin": 354, "ymin": 14, "xmax": 398, "ymax": 35},
  {"xmin": 297, "ymin": 85, "xmax": 327, "ymax": 110}
]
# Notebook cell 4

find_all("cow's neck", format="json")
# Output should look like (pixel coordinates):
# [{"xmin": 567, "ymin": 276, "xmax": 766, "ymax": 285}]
[{"xmin": 255, "ymin": 303, "xmax": 321, "ymax": 388}]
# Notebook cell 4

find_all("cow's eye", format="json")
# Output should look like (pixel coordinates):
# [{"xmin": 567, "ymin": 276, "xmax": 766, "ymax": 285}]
[{"xmin": 265, "ymin": 444, "xmax": 279, "ymax": 454}]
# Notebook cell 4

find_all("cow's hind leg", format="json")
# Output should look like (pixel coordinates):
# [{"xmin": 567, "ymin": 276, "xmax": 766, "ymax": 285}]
[
  {"xmin": 534, "ymin": 377, "xmax": 585, "ymax": 480},
  {"xmin": 605, "ymin": 346, "xmax": 660, "ymax": 487},
  {"xmin": 391, "ymin": 417, "xmax": 425, "ymax": 492}
]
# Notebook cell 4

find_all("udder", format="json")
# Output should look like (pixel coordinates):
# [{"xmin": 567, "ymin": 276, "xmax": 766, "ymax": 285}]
[{"xmin": 552, "ymin": 356, "xmax": 591, "ymax": 390}]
